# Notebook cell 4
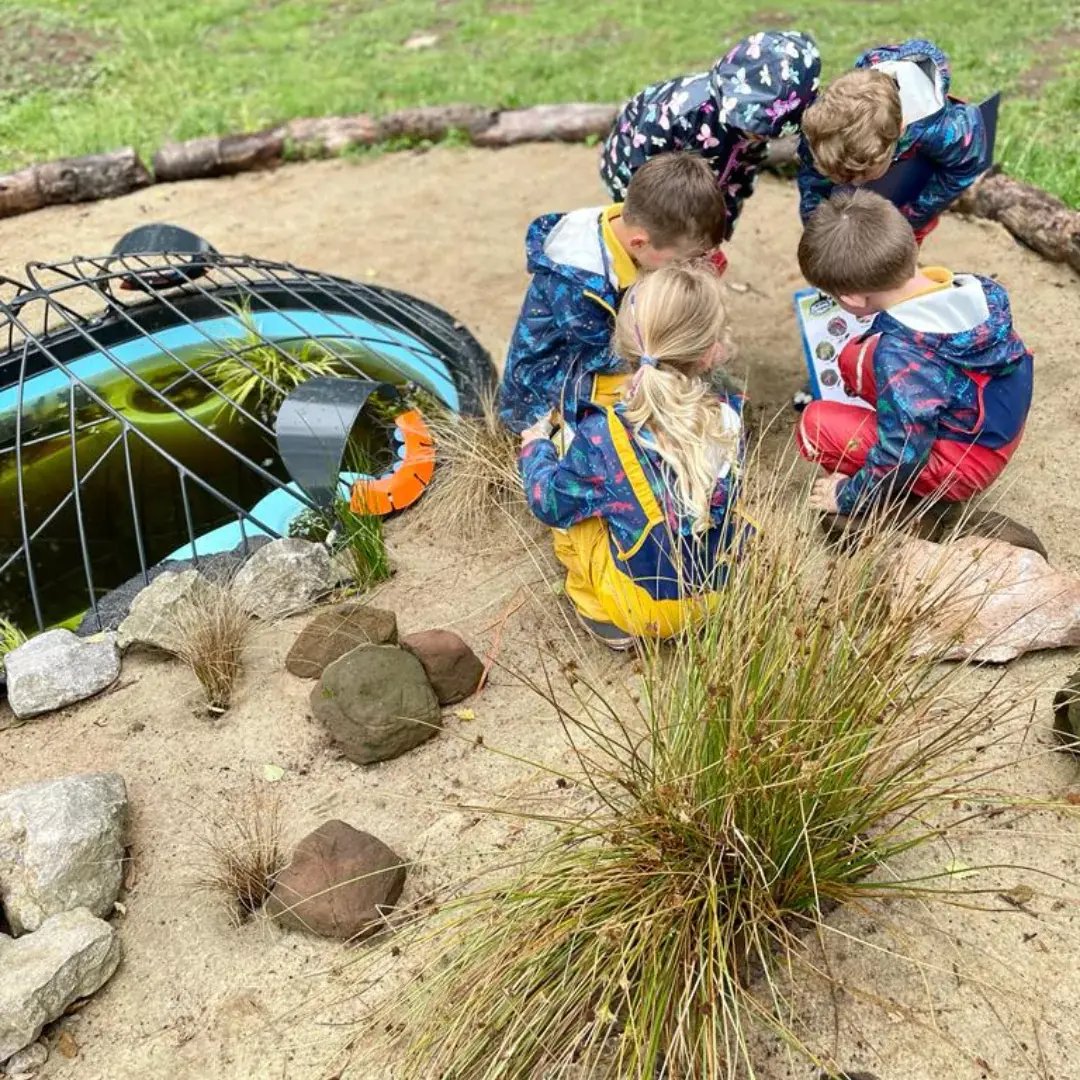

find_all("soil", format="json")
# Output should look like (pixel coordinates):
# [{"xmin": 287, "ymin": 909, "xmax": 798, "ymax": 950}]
[{"xmin": 1, "ymin": 144, "xmax": 1079, "ymax": 1079}]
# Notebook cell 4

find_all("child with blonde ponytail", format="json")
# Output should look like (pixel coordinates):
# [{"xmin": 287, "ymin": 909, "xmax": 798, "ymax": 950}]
[{"xmin": 519, "ymin": 263, "xmax": 746, "ymax": 650}]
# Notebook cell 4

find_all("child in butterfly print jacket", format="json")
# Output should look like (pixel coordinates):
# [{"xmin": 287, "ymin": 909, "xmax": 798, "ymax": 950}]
[{"xmin": 600, "ymin": 30, "xmax": 821, "ymax": 240}]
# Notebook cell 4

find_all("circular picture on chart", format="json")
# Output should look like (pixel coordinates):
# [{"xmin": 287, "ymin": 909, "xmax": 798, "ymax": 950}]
[
  {"xmin": 815, "ymin": 341, "xmax": 836, "ymax": 363},
  {"xmin": 820, "ymin": 369, "xmax": 839, "ymax": 387},
  {"xmin": 827, "ymin": 317, "xmax": 847, "ymax": 338}
]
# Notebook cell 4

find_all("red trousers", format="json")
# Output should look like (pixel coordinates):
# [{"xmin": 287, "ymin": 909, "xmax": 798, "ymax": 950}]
[
  {"xmin": 913, "ymin": 216, "xmax": 940, "ymax": 246},
  {"xmin": 796, "ymin": 334, "xmax": 1018, "ymax": 502}
]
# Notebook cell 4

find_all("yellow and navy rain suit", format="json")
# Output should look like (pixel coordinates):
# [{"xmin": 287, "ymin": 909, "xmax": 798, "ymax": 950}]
[{"xmin": 520, "ymin": 399, "xmax": 747, "ymax": 639}]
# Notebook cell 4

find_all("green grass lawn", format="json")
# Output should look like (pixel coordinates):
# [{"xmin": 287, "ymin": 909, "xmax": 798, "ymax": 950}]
[{"xmin": 2, "ymin": 0, "xmax": 1077, "ymax": 204}]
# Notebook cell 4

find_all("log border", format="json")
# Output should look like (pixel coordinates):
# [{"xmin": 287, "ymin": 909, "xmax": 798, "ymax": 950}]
[{"xmin": 0, "ymin": 104, "xmax": 1076, "ymax": 274}]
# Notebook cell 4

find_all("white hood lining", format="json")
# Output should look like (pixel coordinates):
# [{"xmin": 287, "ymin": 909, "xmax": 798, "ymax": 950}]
[
  {"xmin": 542, "ymin": 207, "xmax": 614, "ymax": 284},
  {"xmin": 888, "ymin": 274, "xmax": 989, "ymax": 334},
  {"xmin": 874, "ymin": 58, "xmax": 945, "ymax": 126}
]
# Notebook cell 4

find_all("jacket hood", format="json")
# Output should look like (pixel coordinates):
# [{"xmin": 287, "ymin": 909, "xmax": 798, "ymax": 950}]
[
  {"xmin": 524, "ymin": 209, "xmax": 613, "ymax": 292},
  {"xmin": 880, "ymin": 274, "xmax": 1022, "ymax": 370},
  {"xmin": 857, "ymin": 39, "xmax": 953, "ymax": 99},
  {"xmin": 710, "ymin": 30, "xmax": 821, "ymax": 138}
]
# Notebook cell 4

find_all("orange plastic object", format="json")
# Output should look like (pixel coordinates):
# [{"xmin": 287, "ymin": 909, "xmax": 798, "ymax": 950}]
[{"xmin": 350, "ymin": 408, "xmax": 436, "ymax": 516}]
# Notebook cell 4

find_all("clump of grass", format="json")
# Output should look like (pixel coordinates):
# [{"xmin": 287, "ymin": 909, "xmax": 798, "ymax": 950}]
[
  {"xmin": 364, "ymin": 476, "xmax": 1019, "ymax": 1078},
  {"xmin": 418, "ymin": 388, "xmax": 529, "ymax": 542},
  {"xmin": 190, "ymin": 787, "xmax": 286, "ymax": 925},
  {"xmin": 0, "ymin": 616, "xmax": 27, "ymax": 672},
  {"xmin": 168, "ymin": 579, "xmax": 254, "ymax": 713},
  {"xmin": 331, "ymin": 493, "xmax": 393, "ymax": 593},
  {"xmin": 204, "ymin": 301, "xmax": 342, "ymax": 420}
]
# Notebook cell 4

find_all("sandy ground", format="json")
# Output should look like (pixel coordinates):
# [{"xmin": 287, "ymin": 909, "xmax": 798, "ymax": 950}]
[{"xmin": 1, "ymin": 145, "xmax": 1080, "ymax": 1080}]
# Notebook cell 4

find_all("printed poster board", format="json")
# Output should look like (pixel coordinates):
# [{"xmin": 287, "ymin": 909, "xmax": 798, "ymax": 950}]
[{"xmin": 793, "ymin": 288, "xmax": 874, "ymax": 410}]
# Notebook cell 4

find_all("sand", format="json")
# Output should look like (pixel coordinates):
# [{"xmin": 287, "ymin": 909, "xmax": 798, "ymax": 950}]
[{"xmin": 1, "ymin": 145, "xmax": 1079, "ymax": 1080}]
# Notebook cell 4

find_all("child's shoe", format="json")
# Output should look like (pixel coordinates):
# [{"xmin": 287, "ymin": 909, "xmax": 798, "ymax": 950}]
[
  {"xmin": 792, "ymin": 381, "xmax": 814, "ymax": 411},
  {"xmin": 575, "ymin": 611, "xmax": 634, "ymax": 651}
]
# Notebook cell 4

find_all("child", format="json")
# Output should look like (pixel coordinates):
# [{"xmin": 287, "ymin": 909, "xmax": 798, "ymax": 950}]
[
  {"xmin": 600, "ymin": 30, "xmax": 821, "ymax": 239},
  {"xmin": 519, "ymin": 263, "xmax": 745, "ymax": 650},
  {"xmin": 499, "ymin": 153, "xmax": 727, "ymax": 434},
  {"xmin": 795, "ymin": 189, "xmax": 1032, "ymax": 518},
  {"xmin": 797, "ymin": 39, "xmax": 988, "ymax": 244}
]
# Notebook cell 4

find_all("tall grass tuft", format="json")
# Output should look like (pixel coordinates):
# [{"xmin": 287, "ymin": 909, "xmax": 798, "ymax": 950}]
[
  {"xmin": 364, "ymin": 478, "xmax": 1021, "ymax": 1079},
  {"xmin": 204, "ymin": 302, "xmax": 342, "ymax": 420},
  {"xmin": 332, "ymin": 493, "xmax": 393, "ymax": 593},
  {"xmin": 190, "ymin": 786, "xmax": 287, "ymax": 925},
  {"xmin": 0, "ymin": 617, "xmax": 27, "ymax": 672},
  {"xmin": 418, "ymin": 388, "xmax": 530, "ymax": 542},
  {"xmin": 169, "ymin": 579, "xmax": 255, "ymax": 713}
]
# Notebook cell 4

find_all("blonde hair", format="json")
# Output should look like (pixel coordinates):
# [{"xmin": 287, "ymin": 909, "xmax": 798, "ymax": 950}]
[
  {"xmin": 798, "ymin": 188, "xmax": 918, "ymax": 296},
  {"xmin": 613, "ymin": 264, "xmax": 740, "ymax": 534},
  {"xmin": 802, "ymin": 68, "xmax": 902, "ymax": 184}
]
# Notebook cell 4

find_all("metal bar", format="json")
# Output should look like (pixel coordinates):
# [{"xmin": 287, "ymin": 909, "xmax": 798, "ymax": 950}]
[
  {"xmin": 121, "ymin": 425, "xmax": 149, "ymax": 585},
  {"xmin": 68, "ymin": 381, "xmax": 101, "ymax": 631}
]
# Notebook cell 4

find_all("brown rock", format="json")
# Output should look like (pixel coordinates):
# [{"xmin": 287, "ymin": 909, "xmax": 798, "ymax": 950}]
[
  {"xmin": 401, "ymin": 629, "xmax": 483, "ymax": 705},
  {"xmin": 473, "ymin": 104, "xmax": 618, "ymax": 147},
  {"xmin": 1053, "ymin": 668, "xmax": 1080, "ymax": 752},
  {"xmin": 266, "ymin": 820, "xmax": 405, "ymax": 940},
  {"xmin": 890, "ymin": 536, "xmax": 1080, "ymax": 663},
  {"xmin": 286, "ymin": 602, "xmax": 398, "ymax": 679},
  {"xmin": 311, "ymin": 645, "xmax": 441, "ymax": 764}
]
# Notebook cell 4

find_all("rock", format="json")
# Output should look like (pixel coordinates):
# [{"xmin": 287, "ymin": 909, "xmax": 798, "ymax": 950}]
[
  {"xmin": 116, "ymin": 570, "xmax": 207, "ymax": 652},
  {"xmin": 400, "ymin": 629, "xmax": 483, "ymax": 705},
  {"xmin": 1053, "ymin": 668, "xmax": 1080, "ymax": 752},
  {"xmin": 232, "ymin": 538, "xmax": 334, "ymax": 619},
  {"xmin": 0, "ymin": 774, "xmax": 128, "ymax": 935},
  {"xmin": 266, "ymin": 820, "xmax": 405, "ymax": 939},
  {"xmin": 311, "ymin": 645, "xmax": 441, "ymax": 764},
  {"xmin": 2, "ymin": 1040, "xmax": 48, "ymax": 1076},
  {"xmin": 0, "ymin": 909, "xmax": 120, "ymax": 1062},
  {"xmin": 3, "ymin": 630, "xmax": 120, "ymax": 720},
  {"xmin": 890, "ymin": 537, "xmax": 1080, "ymax": 663},
  {"xmin": 74, "ymin": 538, "xmax": 270, "ymax": 636},
  {"xmin": 286, "ymin": 602, "xmax": 398, "ymax": 679}
]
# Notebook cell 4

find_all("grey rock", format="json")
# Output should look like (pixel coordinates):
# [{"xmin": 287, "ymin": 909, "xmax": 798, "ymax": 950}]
[
  {"xmin": 116, "ymin": 570, "xmax": 208, "ymax": 653},
  {"xmin": 2, "ymin": 1040, "xmax": 48, "ymax": 1076},
  {"xmin": 266, "ymin": 819, "xmax": 405, "ymax": 939},
  {"xmin": 74, "ymin": 538, "xmax": 270, "ymax": 636},
  {"xmin": 232, "ymin": 538, "xmax": 334, "ymax": 619},
  {"xmin": 0, "ymin": 774, "xmax": 128, "ymax": 935},
  {"xmin": 311, "ymin": 645, "xmax": 441, "ymax": 765},
  {"xmin": 286, "ymin": 602, "xmax": 398, "ymax": 679},
  {"xmin": 0, "ymin": 909, "xmax": 120, "ymax": 1062},
  {"xmin": 4, "ymin": 631, "xmax": 120, "ymax": 720}
]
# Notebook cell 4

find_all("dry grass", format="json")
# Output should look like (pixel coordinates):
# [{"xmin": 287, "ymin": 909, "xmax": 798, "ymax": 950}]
[
  {"xmin": 419, "ymin": 389, "xmax": 532, "ymax": 543},
  {"xmin": 190, "ymin": 786, "xmax": 287, "ymax": 925},
  {"xmin": 168, "ymin": 578, "xmax": 255, "ymax": 712},
  {"xmin": 356, "ymin": 467, "xmax": 1054, "ymax": 1079}
]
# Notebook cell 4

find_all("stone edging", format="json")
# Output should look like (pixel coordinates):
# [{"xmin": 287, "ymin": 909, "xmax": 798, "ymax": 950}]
[{"xmin": 0, "ymin": 103, "xmax": 1076, "ymax": 274}]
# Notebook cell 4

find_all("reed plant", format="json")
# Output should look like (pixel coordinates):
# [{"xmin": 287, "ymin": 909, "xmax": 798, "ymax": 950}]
[{"xmin": 363, "ymin": 478, "xmax": 1026, "ymax": 1079}]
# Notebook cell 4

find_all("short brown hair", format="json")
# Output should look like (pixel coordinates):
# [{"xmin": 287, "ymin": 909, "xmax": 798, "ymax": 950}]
[
  {"xmin": 798, "ymin": 189, "xmax": 918, "ymax": 296},
  {"xmin": 802, "ymin": 69, "xmax": 902, "ymax": 183},
  {"xmin": 623, "ymin": 153, "xmax": 728, "ymax": 250}
]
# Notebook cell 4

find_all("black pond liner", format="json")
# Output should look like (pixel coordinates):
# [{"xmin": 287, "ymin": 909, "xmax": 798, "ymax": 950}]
[{"xmin": 0, "ymin": 244, "xmax": 496, "ymax": 633}]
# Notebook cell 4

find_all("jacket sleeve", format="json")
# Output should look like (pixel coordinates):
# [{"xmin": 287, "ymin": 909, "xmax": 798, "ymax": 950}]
[
  {"xmin": 835, "ymin": 339, "xmax": 944, "ymax": 514},
  {"xmin": 519, "ymin": 419, "xmax": 613, "ymax": 528},
  {"xmin": 904, "ymin": 102, "xmax": 986, "ymax": 227},
  {"xmin": 796, "ymin": 135, "xmax": 835, "ymax": 223}
]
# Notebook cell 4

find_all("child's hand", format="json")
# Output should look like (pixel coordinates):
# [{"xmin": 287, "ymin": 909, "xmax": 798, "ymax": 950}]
[
  {"xmin": 809, "ymin": 474, "xmax": 845, "ymax": 513},
  {"xmin": 521, "ymin": 418, "xmax": 554, "ymax": 447}
]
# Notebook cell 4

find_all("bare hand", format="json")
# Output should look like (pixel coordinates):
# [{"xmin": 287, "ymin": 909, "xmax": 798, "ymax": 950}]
[
  {"xmin": 521, "ymin": 418, "xmax": 554, "ymax": 447},
  {"xmin": 809, "ymin": 474, "xmax": 846, "ymax": 513}
]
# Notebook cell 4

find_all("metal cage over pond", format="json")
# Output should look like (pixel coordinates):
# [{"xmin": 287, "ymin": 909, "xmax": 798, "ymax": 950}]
[{"xmin": 0, "ymin": 233, "xmax": 495, "ymax": 633}]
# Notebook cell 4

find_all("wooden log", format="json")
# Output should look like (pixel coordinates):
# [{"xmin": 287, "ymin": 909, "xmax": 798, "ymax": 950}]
[
  {"xmin": 0, "ymin": 167, "xmax": 44, "ymax": 219},
  {"xmin": 953, "ymin": 171, "xmax": 1080, "ymax": 274},
  {"xmin": 284, "ymin": 115, "xmax": 379, "ymax": 157},
  {"xmin": 153, "ymin": 127, "xmax": 285, "ymax": 182},
  {"xmin": 34, "ymin": 148, "xmax": 152, "ymax": 205},
  {"xmin": 377, "ymin": 105, "xmax": 496, "ymax": 142},
  {"xmin": 473, "ymin": 103, "xmax": 618, "ymax": 147}
]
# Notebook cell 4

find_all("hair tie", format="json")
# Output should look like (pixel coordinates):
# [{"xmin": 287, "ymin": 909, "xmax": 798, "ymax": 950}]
[{"xmin": 638, "ymin": 353, "xmax": 658, "ymax": 368}]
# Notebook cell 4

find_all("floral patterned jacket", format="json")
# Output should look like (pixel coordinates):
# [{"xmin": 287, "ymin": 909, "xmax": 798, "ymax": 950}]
[{"xmin": 600, "ymin": 30, "xmax": 820, "ymax": 238}]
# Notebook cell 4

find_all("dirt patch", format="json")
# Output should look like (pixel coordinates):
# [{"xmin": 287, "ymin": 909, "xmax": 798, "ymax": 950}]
[
  {"xmin": 0, "ymin": 10, "xmax": 103, "ymax": 106},
  {"xmin": 1015, "ymin": 28, "xmax": 1080, "ymax": 96},
  {"xmin": 0, "ymin": 146, "xmax": 1078, "ymax": 1079}
]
